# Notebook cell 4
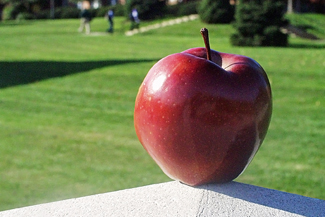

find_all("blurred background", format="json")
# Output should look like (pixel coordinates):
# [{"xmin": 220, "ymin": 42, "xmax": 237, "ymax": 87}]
[{"xmin": 0, "ymin": 0, "xmax": 324, "ymax": 212}]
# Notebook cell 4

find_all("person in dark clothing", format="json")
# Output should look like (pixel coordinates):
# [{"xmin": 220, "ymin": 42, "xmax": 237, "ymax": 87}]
[
  {"xmin": 107, "ymin": 9, "xmax": 114, "ymax": 33},
  {"xmin": 130, "ymin": 8, "xmax": 140, "ymax": 30}
]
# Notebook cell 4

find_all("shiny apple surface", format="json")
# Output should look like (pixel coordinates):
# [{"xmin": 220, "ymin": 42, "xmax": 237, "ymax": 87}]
[{"xmin": 134, "ymin": 48, "xmax": 272, "ymax": 186}]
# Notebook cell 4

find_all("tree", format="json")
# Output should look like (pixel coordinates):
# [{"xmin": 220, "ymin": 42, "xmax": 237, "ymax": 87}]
[
  {"xmin": 126, "ymin": 0, "xmax": 167, "ymax": 20},
  {"xmin": 286, "ymin": 0, "xmax": 325, "ymax": 13},
  {"xmin": 1, "ymin": 0, "xmax": 38, "ymax": 9},
  {"xmin": 198, "ymin": 0, "xmax": 234, "ymax": 24},
  {"xmin": 231, "ymin": 0, "xmax": 288, "ymax": 47},
  {"xmin": 287, "ymin": 0, "xmax": 293, "ymax": 13},
  {"xmin": 1, "ymin": 0, "xmax": 38, "ymax": 20},
  {"xmin": 1, "ymin": 0, "xmax": 37, "ymax": 4}
]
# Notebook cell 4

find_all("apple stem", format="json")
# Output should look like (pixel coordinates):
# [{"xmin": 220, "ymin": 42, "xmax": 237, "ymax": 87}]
[{"xmin": 200, "ymin": 28, "xmax": 211, "ymax": 61}]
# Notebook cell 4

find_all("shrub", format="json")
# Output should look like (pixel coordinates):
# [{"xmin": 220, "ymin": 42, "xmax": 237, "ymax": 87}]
[
  {"xmin": 96, "ymin": 4, "xmax": 125, "ymax": 17},
  {"xmin": 231, "ymin": 0, "xmax": 288, "ymax": 47},
  {"xmin": 113, "ymin": 4, "xmax": 126, "ymax": 16},
  {"xmin": 263, "ymin": 25, "xmax": 288, "ymax": 47},
  {"xmin": 166, "ymin": 4, "xmax": 178, "ymax": 17},
  {"xmin": 198, "ymin": 0, "xmax": 234, "ymax": 24},
  {"xmin": 96, "ymin": 6, "xmax": 110, "ymax": 17},
  {"xmin": 2, "ymin": 4, "xmax": 16, "ymax": 20},
  {"xmin": 60, "ymin": 7, "xmax": 80, "ymax": 19},
  {"xmin": 53, "ymin": 8, "xmax": 63, "ymax": 19},
  {"xmin": 16, "ymin": 12, "xmax": 35, "ymax": 21},
  {"xmin": 167, "ymin": 1, "xmax": 199, "ymax": 17},
  {"xmin": 51, "ymin": 7, "xmax": 82, "ymax": 19},
  {"xmin": 2, "ymin": 3, "xmax": 27, "ymax": 20},
  {"xmin": 179, "ymin": 1, "xmax": 198, "ymax": 16},
  {"xmin": 126, "ymin": 0, "xmax": 167, "ymax": 20},
  {"xmin": 35, "ymin": 10, "xmax": 50, "ymax": 20},
  {"xmin": 88, "ymin": 8, "xmax": 97, "ymax": 19}
]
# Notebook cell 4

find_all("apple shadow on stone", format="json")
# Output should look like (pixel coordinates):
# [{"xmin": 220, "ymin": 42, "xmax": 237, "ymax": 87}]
[
  {"xmin": 0, "ymin": 59, "xmax": 158, "ymax": 88},
  {"xmin": 196, "ymin": 181, "xmax": 324, "ymax": 216}
]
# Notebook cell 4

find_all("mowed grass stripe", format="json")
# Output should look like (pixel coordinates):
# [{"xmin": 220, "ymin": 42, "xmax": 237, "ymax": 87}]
[{"xmin": 0, "ymin": 15, "xmax": 325, "ymax": 210}]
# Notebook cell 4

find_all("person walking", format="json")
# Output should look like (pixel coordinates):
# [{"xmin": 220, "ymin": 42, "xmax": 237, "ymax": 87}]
[
  {"xmin": 78, "ymin": 1, "xmax": 92, "ymax": 34},
  {"xmin": 130, "ymin": 8, "xmax": 140, "ymax": 30},
  {"xmin": 107, "ymin": 9, "xmax": 114, "ymax": 33}
]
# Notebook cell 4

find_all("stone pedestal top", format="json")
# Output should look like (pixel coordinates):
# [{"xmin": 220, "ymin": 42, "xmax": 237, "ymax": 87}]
[{"xmin": 0, "ymin": 181, "xmax": 324, "ymax": 216}]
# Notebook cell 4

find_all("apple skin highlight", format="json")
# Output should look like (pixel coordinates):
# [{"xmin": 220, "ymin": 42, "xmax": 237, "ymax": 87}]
[{"xmin": 134, "ymin": 47, "xmax": 272, "ymax": 186}]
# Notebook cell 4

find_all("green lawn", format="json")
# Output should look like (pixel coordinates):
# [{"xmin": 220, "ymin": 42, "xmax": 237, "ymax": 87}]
[
  {"xmin": 0, "ymin": 16, "xmax": 325, "ymax": 211},
  {"xmin": 286, "ymin": 13, "xmax": 325, "ymax": 39}
]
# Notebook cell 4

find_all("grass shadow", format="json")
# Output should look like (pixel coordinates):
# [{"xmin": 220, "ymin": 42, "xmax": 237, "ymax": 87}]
[
  {"xmin": 0, "ymin": 59, "xmax": 156, "ymax": 88},
  {"xmin": 296, "ymin": 24, "xmax": 315, "ymax": 32},
  {"xmin": 0, "ymin": 21, "xmax": 34, "ymax": 27},
  {"xmin": 289, "ymin": 42, "xmax": 325, "ymax": 49}
]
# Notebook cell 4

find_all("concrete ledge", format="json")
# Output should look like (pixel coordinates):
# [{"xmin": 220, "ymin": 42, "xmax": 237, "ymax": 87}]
[{"xmin": 0, "ymin": 181, "xmax": 324, "ymax": 216}]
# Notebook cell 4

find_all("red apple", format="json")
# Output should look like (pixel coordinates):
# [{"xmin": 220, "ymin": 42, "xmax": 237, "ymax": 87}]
[{"xmin": 134, "ymin": 28, "xmax": 272, "ymax": 186}]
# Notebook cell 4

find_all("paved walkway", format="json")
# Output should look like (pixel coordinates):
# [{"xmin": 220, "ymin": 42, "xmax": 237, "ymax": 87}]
[
  {"xmin": 281, "ymin": 25, "xmax": 319, "ymax": 40},
  {"xmin": 89, "ymin": 15, "xmax": 320, "ymax": 41},
  {"xmin": 125, "ymin": 14, "xmax": 199, "ymax": 36}
]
